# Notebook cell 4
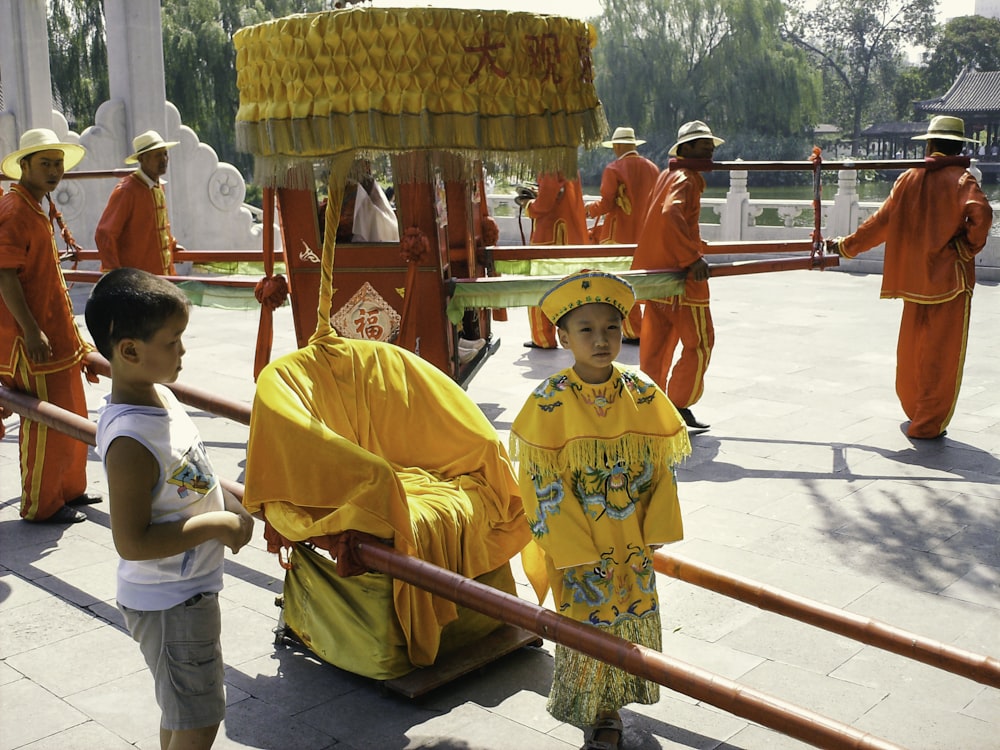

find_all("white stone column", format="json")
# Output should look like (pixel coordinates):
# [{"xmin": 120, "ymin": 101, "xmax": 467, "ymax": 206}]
[
  {"xmin": 103, "ymin": 0, "xmax": 169, "ymax": 140},
  {"xmin": 0, "ymin": 0, "xmax": 56, "ymax": 158},
  {"xmin": 720, "ymin": 167, "xmax": 749, "ymax": 241}
]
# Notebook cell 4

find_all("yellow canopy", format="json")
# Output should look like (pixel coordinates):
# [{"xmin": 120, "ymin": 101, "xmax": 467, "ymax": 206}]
[{"xmin": 233, "ymin": 7, "xmax": 608, "ymax": 186}]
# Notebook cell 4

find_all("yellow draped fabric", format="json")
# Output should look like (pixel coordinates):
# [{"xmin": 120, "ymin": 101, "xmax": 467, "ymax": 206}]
[
  {"xmin": 233, "ymin": 8, "xmax": 608, "ymax": 185},
  {"xmin": 243, "ymin": 333, "xmax": 530, "ymax": 665}
]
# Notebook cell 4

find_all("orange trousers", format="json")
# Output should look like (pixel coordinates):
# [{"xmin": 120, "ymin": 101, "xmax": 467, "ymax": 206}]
[
  {"xmin": 527, "ymin": 306, "xmax": 559, "ymax": 349},
  {"xmin": 623, "ymin": 303, "xmax": 643, "ymax": 340},
  {"xmin": 2, "ymin": 362, "xmax": 89, "ymax": 521},
  {"xmin": 639, "ymin": 300, "xmax": 714, "ymax": 409},
  {"xmin": 896, "ymin": 294, "xmax": 970, "ymax": 439}
]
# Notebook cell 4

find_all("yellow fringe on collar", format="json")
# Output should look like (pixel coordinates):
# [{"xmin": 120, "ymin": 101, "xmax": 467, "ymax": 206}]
[{"xmin": 510, "ymin": 430, "xmax": 690, "ymax": 479}]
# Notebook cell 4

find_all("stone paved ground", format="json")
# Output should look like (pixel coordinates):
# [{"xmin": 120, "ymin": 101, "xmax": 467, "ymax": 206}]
[{"xmin": 1, "ymin": 268, "xmax": 998, "ymax": 749}]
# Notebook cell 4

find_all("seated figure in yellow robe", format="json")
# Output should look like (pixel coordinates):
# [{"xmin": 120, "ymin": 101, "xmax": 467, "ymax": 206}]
[{"xmin": 243, "ymin": 333, "xmax": 530, "ymax": 668}]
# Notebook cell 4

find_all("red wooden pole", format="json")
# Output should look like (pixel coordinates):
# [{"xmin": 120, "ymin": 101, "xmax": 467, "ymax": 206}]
[
  {"xmin": 655, "ymin": 552, "xmax": 1000, "ymax": 689},
  {"xmin": 355, "ymin": 540, "xmax": 905, "ymax": 750}
]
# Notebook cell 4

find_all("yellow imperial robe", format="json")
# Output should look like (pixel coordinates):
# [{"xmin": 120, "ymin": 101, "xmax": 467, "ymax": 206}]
[
  {"xmin": 510, "ymin": 364, "xmax": 689, "ymax": 725},
  {"xmin": 243, "ymin": 334, "xmax": 530, "ymax": 666}
]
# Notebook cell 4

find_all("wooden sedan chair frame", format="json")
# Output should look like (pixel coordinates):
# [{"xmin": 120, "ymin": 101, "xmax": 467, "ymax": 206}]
[{"xmin": 234, "ymin": 8, "xmax": 610, "ymax": 385}]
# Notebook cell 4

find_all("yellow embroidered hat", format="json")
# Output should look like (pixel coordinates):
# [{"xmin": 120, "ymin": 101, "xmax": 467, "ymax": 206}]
[
  {"xmin": 1, "ymin": 128, "xmax": 86, "ymax": 180},
  {"xmin": 539, "ymin": 270, "xmax": 636, "ymax": 325}
]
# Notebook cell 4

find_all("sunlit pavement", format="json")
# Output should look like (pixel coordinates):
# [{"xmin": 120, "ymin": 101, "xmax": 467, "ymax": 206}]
[{"xmin": 2, "ymin": 268, "xmax": 998, "ymax": 749}]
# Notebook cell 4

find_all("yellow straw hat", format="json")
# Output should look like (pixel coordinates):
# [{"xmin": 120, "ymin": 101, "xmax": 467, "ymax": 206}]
[
  {"xmin": 911, "ymin": 115, "xmax": 978, "ymax": 143},
  {"xmin": 539, "ymin": 270, "xmax": 636, "ymax": 325},
  {"xmin": 125, "ymin": 130, "xmax": 179, "ymax": 164},
  {"xmin": 1, "ymin": 128, "xmax": 86, "ymax": 180}
]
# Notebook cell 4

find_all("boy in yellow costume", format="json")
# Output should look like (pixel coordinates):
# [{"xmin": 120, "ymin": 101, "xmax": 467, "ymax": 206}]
[{"xmin": 510, "ymin": 270, "xmax": 689, "ymax": 750}]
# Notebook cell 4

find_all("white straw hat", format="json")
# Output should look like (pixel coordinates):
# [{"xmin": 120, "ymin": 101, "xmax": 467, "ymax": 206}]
[
  {"xmin": 601, "ymin": 126, "xmax": 646, "ymax": 148},
  {"xmin": 668, "ymin": 120, "xmax": 724, "ymax": 156},
  {"xmin": 1, "ymin": 128, "xmax": 86, "ymax": 180},
  {"xmin": 125, "ymin": 130, "xmax": 179, "ymax": 164}
]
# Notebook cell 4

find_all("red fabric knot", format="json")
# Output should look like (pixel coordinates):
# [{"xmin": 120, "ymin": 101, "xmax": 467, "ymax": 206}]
[
  {"xmin": 400, "ymin": 226, "xmax": 430, "ymax": 263},
  {"xmin": 481, "ymin": 215, "xmax": 500, "ymax": 247},
  {"xmin": 254, "ymin": 274, "xmax": 288, "ymax": 310}
]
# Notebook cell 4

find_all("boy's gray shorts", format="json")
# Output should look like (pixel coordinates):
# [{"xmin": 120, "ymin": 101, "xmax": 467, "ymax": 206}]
[{"xmin": 120, "ymin": 592, "xmax": 225, "ymax": 731}]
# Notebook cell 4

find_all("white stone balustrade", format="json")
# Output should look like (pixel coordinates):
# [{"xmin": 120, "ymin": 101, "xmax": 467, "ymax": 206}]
[{"xmin": 487, "ymin": 168, "xmax": 1000, "ymax": 281}]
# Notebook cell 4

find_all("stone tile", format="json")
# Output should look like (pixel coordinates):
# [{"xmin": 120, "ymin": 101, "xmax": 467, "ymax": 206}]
[
  {"xmin": 718, "ymin": 724, "xmax": 813, "ymax": 749},
  {"xmin": 0, "ymin": 596, "xmax": 102, "ymax": 659},
  {"xmin": 679, "ymin": 505, "xmax": 788, "ymax": 549},
  {"xmin": 211, "ymin": 698, "xmax": 340, "ymax": 750},
  {"xmin": 660, "ymin": 631, "xmax": 765, "ymax": 683},
  {"xmin": 225, "ymin": 646, "xmax": 367, "ymax": 716},
  {"xmin": 218, "ymin": 602, "xmax": 287, "ymax": 668},
  {"xmin": 0, "ymin": 570, "xmax": 49, "ymax": 612},
  {"xmin": 33, "ymin": 557, "xmax": 119, "ymax": 608},
  {"xmin": 0, "ymin": 678, "xmax": 87, "ymax": 749},
  {"xmin": 3, "ymin": 533, "xmax": 113, "ymax": 581},
  {"xmin": 845, "ymin": 581, "xmax": 996, "ymax": 644},
  {"xmin": 852, "ymin": 692, "xmax": 995, "ymax": 750},
  {"xmin": 962, "ymin": 687, "xmax": 1000, "ymax": 726},
  {"xmin": 0, "ymin": 660, "xmax": 21, "ymax": 686},
  {"xmin": 619, "ymin": 695, "xmax": 751, "ymax": 749},
  {"xmin": 831, "ymin": 646, "xmax": 986, "ymax": 713},
  {"xmin": 736, "ymin": 660, "xmax": 887, "ymax": 727},
  {"xmin": 66, "ymin": 669, "xmax": 170, "ymax": 745},
  {"xmin": 16, "ymin": 720, "xmax": 136, "ymax": 750},
  {"xmin": 5, "ymin": 625, "xmax": 144, "ymax": 698},
  {"xmin": 408, "ymin": 702, "xmax": 576, "ymax": 749},
  {"xmin": 718, "ymin": 610, "xmax": 863, "ymax": 675}
]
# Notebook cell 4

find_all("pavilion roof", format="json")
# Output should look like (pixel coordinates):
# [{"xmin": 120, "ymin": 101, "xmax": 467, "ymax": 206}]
[{"xmin": 915, "ymin": 68, "xmax": 1000, "ymax": 116}]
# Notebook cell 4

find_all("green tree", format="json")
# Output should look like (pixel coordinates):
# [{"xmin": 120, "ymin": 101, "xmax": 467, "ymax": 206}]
[
  {"xmin": 782, "ymin": 0, "xmax": 936, "ymax": 155},
  {"xmin": 161, "ymin": 0, "xmax": 334, "ymax": 176},
  {"xmin": 47, "ymin": 0, "xmax": 108, "ymax": 130},
  {"xmin": 922, "ymin": 15, "xmax": 1000, "ymax": 93},
  {"xmin": 592, "ymin": 0, "xmax": 820, "ymax": 165}
]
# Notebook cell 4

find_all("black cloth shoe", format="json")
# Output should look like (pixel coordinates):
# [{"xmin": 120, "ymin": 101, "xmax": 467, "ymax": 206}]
[
  {"xmin": 677, "ymin": 407, "xmax": 710, "ymax": 430},
  {"xmin": 622, "ymin": 337, "xmax": 640, "ymax": 345},
  {"xmin": 67, "ymin": 492, "xmax": 102, "ymax": 506},
  {"xmin": 523, "ymin": 341, "xmax": 555, "ymax": 349},
  {"xmin": 34, "ymin": 505, "xmax": 87, "ymax": 524}
]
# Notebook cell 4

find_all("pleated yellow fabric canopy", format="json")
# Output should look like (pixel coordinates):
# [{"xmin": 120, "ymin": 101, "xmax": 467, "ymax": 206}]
[{"xmin": 233, "ymin": 7, "xmax": 608, "ymax": 186}]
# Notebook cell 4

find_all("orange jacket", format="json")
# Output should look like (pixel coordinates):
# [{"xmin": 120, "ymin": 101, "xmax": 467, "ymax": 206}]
[
  {"xmin": 95, "ymin": 172, "xmax": 177, "ymax": 274},
  {"xmin": 840, "ymin": 163, "xmax": 993, "ymax": 303},
  {"xmin": 633, "ymin": 163, "xmax": 709, "ymax": 305},
  {"xmin": 525, "ymin": 173, "xmax": 588, "ymax": 246},
  {"xmin": 587, "ymin": 152, "xmax": 660, "ymax": 244},
  {"xmin": 0, "ymin": 186, "xmax": 90, "ymax": 376}
]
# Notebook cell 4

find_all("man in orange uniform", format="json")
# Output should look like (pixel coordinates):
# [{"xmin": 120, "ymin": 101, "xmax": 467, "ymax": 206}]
[
  {"xmin": 828, "ymin": 115, "xmax": 993, "ymax": 439},
  {"xmin": 587, "ymin": 126, "xmax": 660, "ymax": 342},
  {"xmin": 515, "ymin": 172, "xmax": 589, "ymax": 348},
  {"xmin": 633, "ymin": 121, "xmax": 724, "ymax": 430},
  {"xmin": 95, "ymin": 130, "xmax": 183, "ymax": 275},
  {"xmin": 0, "ymin": 129, "xmax": 98, "ymax": 523}
]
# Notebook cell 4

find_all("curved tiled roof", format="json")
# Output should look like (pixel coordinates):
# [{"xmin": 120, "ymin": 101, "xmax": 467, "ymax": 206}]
[{"xmin": 915, "ymin": 68, "xmax": 1000, "ymax": 115}]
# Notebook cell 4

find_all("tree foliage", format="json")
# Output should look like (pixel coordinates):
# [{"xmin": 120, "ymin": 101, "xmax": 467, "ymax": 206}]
[
  {"xmin": 161, "ymin": 0, "xmax": 334, "ymax": 175},
  {"xmin": 922, "ymin": 15, "xmax": 1000, "ymax": 93},
  {"xmin": 782, "ymin": 0, "xmax": 936, "ymax": 154},
  {"xmin": 48, "ymin": 0, "xmax": 109, "ymax": 129},
  {"xmin": 592, "ymin": 0, "xmax": 821, "ymax": 165}
]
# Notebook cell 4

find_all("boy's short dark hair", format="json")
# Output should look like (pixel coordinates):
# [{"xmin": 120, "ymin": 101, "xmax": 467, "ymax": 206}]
[{"xmin": 85, "ymin": 268, "xmax": 191, "ymax": 360}]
